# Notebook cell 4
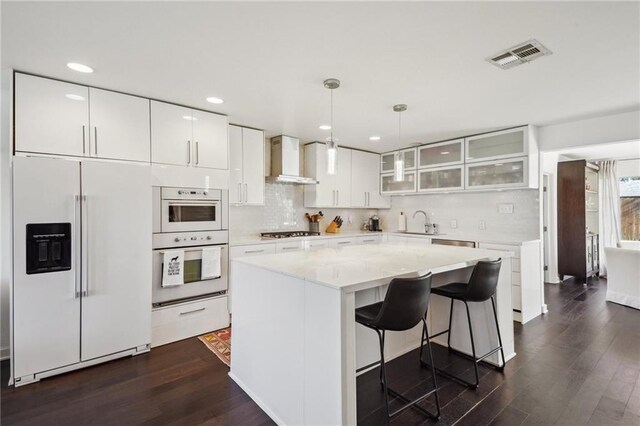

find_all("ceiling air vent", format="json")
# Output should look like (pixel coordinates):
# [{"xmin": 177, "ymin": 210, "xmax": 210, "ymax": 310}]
[{"xmin": 487, "ymin": 39, "xmax": 552, "ymax": 70}]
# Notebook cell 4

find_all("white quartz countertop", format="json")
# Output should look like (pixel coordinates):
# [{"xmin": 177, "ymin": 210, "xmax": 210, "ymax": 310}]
[
  {"xmin": 232, "ymin": 243, "xmax": 513, "ymax": 292},
  {"xmin": 230, "ymin": 230, "xmax": 539, "ymax": 247}
]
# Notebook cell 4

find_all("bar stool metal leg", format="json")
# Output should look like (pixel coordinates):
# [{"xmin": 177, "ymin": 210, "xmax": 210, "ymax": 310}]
[
  {"xmin": 464, "ymin": 301, "xmax": 480, "ymax": 389},
  {"xmin": 376, "ymin": 329, "xmax": 390, "ymax": 423},
  {"xmin": 491, "ymin": 296, "xmax": 506, "ymax": 370}
]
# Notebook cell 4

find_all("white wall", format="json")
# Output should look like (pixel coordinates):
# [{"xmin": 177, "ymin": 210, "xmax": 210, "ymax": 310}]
[
  {"xmin": 538, "ymin": 109, "xmax": 640, "ymax": 152},
  {"xmin": 618, "ymin": 159, "xmax": 640, "ymax": 177},
  {"xmin": 376, "ymin": 189, "xmax": 540, "ymax": 242},
  {"xmin": 541, "ymin": 152, "xmax": 561, "ymax": 283},
  {"xmin": 1, "ymin": 68, "xmax": 12, "ymax": 359}
]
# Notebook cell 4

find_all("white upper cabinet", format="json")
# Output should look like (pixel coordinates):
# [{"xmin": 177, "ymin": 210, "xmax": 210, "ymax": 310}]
[
  {"xmin": 151, "ymin": 101, "xmax": 228, "ymax": 169},
  {"xmin": 465, "ymin": 127, "xmax": 528, "ymax": 163},
  {"xmin": 381, "ymin": 147, "xmax": 417, "ymax": 173},
  {"xmin": 418, "ymin": 165, "xmax": 464, "ymax": 192},
  {"xmin": 380, "ymin": 171, "xmax": 417, "ymax": 194},
  {"xmin": 88, "ymin": 88, "xmax": 150, "ymax": 162},
  {"xmin": 465, "ymin": 157, "xmax": 529, "ymax": 189},
  {"xmin": 150, "ymin": 101, "xmax": 192, "ymax": 166},
  {"xmin": 418, "ymin": 139, "xmax": 464, "ymax": 168},
  {"xmin": 15, "ymin": 73, "xmax": 89, "ymax": 157},
  {"xmin": 229, "ymin": 125, "xmax": 244, "ymax": 204},
  {"xmin": 304, "ymin": 144, "xmax": 351, "ymax": 208},
  {"xmin": 351, "ymin": 150, "xmax": 390, "ymax": 208},
  {"xmin": 15, "ymin": 74, "xmax": 150, "ymax": 162},
  {"xmin": 191, "ymin": 109, "xmax": 229, "ymax": 170},
  {"xmin": 229, "ymin": 125, "xmax": 264, "ymax": 205}
]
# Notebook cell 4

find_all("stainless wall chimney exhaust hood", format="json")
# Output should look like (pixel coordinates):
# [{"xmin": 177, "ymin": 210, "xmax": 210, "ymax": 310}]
[{"xmin": 267, "ymin": 135, "xmax": 318, "ymax": 185}]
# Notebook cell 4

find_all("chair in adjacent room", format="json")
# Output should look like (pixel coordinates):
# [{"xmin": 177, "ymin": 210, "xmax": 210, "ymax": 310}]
[
  {"xmin": 427, "ymin": 258, "xmax": 505, "ymax": 390},
  {"xmin": 355, "ymin": 273, "xmax": 440, "ymax": 423}
]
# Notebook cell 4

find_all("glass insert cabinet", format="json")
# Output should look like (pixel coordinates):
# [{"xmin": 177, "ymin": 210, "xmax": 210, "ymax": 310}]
[
  {"xmin": 418, "ymin": 139, "xmax": 464, "ymax": 168},
  {"xmin": 466, "ymin": 127, "xmax": 527, "ymax": 162},
  {"xmin": 380, "ymin": 148, "xmax": 416, "ymax": 173},
  {"xmin": 418, "ymin": 166, "xmax": 464, "ymax": 192},
  {"xmin": 465, "ymin": 157, "xmax": 528, "ymax": 189},
  {"xmin": 380, "ymin": 171, "xmax": 417, "ymax": 194}
]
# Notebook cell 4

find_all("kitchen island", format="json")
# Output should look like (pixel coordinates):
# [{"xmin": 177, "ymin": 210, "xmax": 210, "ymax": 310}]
[{"xmin": 230, "ymin": 243, "xmax": 514, "ymax": 425}]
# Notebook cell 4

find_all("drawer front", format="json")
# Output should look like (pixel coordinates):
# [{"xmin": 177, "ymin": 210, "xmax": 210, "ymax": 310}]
[
  {"xmin": 406, "ymin": 236, "xmax": 431, "ymax": 246},
  {"xmin": 511, "ymin": 271, "xmax": 522, "ymax": 286},
  {"xmin": 230, "ymin": 243, "xmax": 276, "ymax": 257},
  {"xmin": 479, "ymin": 242, "xmax": 521, "ymax": 258},
  {"xmin": 511, "ymin": 287, "xmax": 522, "ymax": 311},
  {"xmin": 151, "ymin": 296, "xmax": 229, "ymax": 347},
  {"xmin": 276, "ymin": 241, "xmax": 304, "ymax": 253},
  {"xmin": 305, "ymin": 239, "xmax": 329, "ymax": 250},
  {"xmin": 329, "ymin": 238, "xmax": 357, "ymax": 248},
  {"xmin": 358, "ymin": 235, "xmax": 382, "ymax": 244},
  {"xmin": 511, "ymin": 260, "xmax": 521, "ymax": 272}
]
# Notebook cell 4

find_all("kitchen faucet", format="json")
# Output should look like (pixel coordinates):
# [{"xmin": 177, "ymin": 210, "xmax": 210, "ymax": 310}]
[{"xmin": 412, "ymin": 210, "xmax": 439, "ymax": 235}]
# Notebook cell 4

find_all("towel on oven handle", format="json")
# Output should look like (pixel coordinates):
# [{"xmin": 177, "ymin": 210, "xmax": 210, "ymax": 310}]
[
  {"xmin": 201, "ymin": 246, "xmax": 222, "ymax": 279},
  {"xmin": 162, "ymin": 249, "xmax": 184, "ymax": 287}
]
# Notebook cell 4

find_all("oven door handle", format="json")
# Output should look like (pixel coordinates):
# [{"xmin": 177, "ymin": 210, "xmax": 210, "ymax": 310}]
[{"xmin": 165, "ymin": 201, "xmax": 221, "ymax": 206}]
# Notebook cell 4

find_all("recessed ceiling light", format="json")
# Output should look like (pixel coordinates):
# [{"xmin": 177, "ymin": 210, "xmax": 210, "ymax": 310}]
[
  {"xmin": 182, "ymin": 115, "xmax": 197, "ymax": 121},
  {"xmin": 440, "ymin": 151, "xmax": 450, "ymax": 155},
  {"xmin": 369, "ymin": 136, "xmax": 381, "ymax": 141},
  {"xmin": 319, "ymin": 125, "xmax": 331, "ymax": 130},
  {"xmin": 65, "ymin": 94, "xmax": 85, "ymax": 101},
  {"xmin": 206, "ymin": 97, "xmax": 224, "ymax": 104},
  {"xmin": 67, "ymin": 62, "xmax": 94, "ymax": 73}
]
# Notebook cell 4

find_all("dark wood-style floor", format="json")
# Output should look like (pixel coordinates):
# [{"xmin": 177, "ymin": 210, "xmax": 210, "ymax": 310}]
[{"xmin": 2, "ymin": 277, "xmax": 639, "ymax": 425}]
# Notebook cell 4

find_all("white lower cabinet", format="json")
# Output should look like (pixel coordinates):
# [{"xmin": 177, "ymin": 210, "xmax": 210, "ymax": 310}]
[
  {"xmin": 478, "ymin": 241, "xmax": 541, "ymax": 324},
  {"xmin": 358, "ymin": 235, "xmax": 382, "ymax": 244},
  {"xmin": 276, "ymin": 241, "xmax": 304, "ymax": 253},
  {"xmin": 229, "ymin": 243, "xmax": 276, "ymax": 313},
  {"xmin": 329, "ymin": 237, "xmax": 358, "ymax": 248},
  {"xmin": 305, "ymin": 239, "xmax": 329, "ymax": 250},
  {"xmin": 151, "ymin": 296, "xmax": 229, "ymax": 347}
]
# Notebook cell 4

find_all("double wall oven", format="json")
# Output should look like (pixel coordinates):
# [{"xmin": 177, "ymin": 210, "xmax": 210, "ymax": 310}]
[{"xmin": 152, "ymin": 186, "xmax": 229, "ymax": 307}]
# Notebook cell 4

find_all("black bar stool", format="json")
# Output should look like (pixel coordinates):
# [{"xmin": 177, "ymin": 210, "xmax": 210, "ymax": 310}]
[
  {"xmin": 355, "ymin": 273, "xmax": 440, "ymax": 423},
  {"xmin": 426, "ymin": 259, "xmax": 506, "ymax": 390}
]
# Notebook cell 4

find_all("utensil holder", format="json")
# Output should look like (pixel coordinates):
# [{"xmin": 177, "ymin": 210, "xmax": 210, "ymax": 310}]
[
  {"xmin": 325, "ymin": 222, "xmax": 339, "ymax": 233},
  {"xmin": 309, "ymin": 222, "xmax": 320, "ymax": 233}
]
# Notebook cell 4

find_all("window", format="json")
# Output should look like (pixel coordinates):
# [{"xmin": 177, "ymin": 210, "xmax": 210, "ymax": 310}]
[{"xmin": 619, "ymin": 176, "xmax": 640, "ymax": 241}]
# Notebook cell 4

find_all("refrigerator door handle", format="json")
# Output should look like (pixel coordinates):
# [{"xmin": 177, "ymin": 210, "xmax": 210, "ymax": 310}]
[
  {"xmin": 81, "ymin": 195, "xmax": 89, "ymax": 297},
  {"xmin": 75, "ymin": 195, "xmax": 81, "ymax": 298}
]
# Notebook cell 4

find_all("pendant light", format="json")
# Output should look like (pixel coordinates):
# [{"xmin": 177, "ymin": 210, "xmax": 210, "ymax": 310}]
[
  {"xmin": 324, "ymin": 78, "xmax": 340, "ymax": 175},
  {"xmin": 393, "ymin": 104, "xmax": 407, "ymax": 182}
]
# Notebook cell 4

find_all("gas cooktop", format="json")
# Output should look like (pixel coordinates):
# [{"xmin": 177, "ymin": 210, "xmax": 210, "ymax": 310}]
[{"xmin": 260, "ymin": 231, "xmax": 321, "ymax": 239}]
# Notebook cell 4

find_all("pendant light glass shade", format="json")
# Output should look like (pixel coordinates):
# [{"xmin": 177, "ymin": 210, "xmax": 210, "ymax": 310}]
[
  {"xmin": 324, "ymin": 78, "xmax": 340, "ymax": 175},
  {"xmin": 326, "ymin": 138, "xmax": 337, "ymax": 176},
  {"xmin": 393, "ymin": 104, "xmax": 407, "ymax": 182},
  {"xmin": 393, "ymin": 151, "xmax": 405, "ymax": 182}
]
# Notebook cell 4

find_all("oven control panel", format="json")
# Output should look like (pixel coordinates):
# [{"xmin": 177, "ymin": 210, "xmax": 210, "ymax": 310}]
[{"xmin": 153, "ymin": 230, "xmax": 229, "ymax": 249}]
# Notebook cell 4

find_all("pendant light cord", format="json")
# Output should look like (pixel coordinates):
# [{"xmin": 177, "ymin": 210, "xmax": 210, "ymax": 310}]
[{"xmin": 330, "ymin": 88, "xmax": 334, "ymax": 143}]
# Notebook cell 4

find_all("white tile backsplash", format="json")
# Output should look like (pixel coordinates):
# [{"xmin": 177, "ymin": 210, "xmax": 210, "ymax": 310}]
[
  {"xmin": 230, "ymin": 182, "xmax": 377, "ymax": 238},
  {"xmin": 377, "ymin": 189, "xmax": 540, "ymax": 241}
]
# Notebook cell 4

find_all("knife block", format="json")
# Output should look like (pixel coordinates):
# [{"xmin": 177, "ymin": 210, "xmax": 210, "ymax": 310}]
[{"xmin": 325, "ymin": 222, "xmax": 340, "ymax": 233}]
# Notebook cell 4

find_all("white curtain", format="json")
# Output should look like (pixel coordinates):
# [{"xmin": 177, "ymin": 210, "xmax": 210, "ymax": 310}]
[{"xmin": 599, "ymin": 160, "xmax": 621, "ymax": 276}]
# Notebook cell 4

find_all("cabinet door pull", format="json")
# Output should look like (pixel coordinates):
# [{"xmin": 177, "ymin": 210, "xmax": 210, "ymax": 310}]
[
  {"xmin": 187, "ymin": 141, "xmax": 191, "ymax": 165},
  {"xmin": 338, "ymin": 241, "xmax": 350, "ymax": 245},
  {"xmin": 82, "ymin": 125, "xmax": 86, "ymax": 155},
  {"xmin": 281, "ymin": 246, "xmax": 298, "ymax": 251},
  {"xmin": 245, "ymin": 249, "xmax": 265, "ymax": 254},
  {"xmin": 244, "ymin": 183, "xmax": 248, "ymax": 203},
  {"xmin": 237, "ymin": 183, "xmax": 242, "ymax": 203},
  {"xmin": 337, "ymin": 190, "xmax": 339, "ymax": 206},
  {"xmin": 180, "ymin": 307, "xmax": 205, "ymax": 316},
  {"xmin": 196, "ymin": 141, "xmax": 199, "ymax": 165},
  {"xmin": 94, "ymin": 127, "xmax": 98, "ymax": 156}
]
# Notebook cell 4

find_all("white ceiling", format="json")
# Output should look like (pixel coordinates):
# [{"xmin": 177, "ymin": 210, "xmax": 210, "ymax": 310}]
[
  {"xmin": 2, "ymin": 1, "xmax": 639, "ymax": 153},
  {"xmin": 556, "ymin": 140, "xmax": 640, "ymax": 162}
]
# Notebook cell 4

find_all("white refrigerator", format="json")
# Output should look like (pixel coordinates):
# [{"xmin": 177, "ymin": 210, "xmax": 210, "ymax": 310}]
[{"xmin": 13, "ymin": 156, "xmax": 152, "ymax": 385}]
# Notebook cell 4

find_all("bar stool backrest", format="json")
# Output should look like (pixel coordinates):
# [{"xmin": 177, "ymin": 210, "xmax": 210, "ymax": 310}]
[
  {"xmin": 374, "ymin": 273, "xmax": 433, "ymax": 331},
  {"xmin": 464, "ymin": 259, "xmax": 502, "ymax": 302}
]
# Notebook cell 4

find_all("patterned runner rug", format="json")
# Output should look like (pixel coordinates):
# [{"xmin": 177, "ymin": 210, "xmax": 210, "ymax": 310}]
[{"xmin": 198, "ymin": 327, "xmax": 231, "ymax": 367}]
